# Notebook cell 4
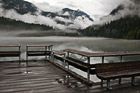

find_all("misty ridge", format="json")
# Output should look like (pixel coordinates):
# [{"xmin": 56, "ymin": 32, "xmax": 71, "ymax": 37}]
[{"xmin": 0, "ymin": 0, "xmax": 93, "ymax": 30}]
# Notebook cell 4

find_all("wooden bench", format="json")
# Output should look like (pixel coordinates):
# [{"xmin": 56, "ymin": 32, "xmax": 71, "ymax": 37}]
[
  {"xmin": 95, "ymin": 61, "xmax": 140, "ymax": 90},
  {"xmin": 0, "ymin": 45, "xmax": 21, "ymax": 65}
]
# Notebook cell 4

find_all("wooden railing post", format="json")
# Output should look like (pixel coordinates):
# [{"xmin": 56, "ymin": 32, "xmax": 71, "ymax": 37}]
[
  {"xmin": 19, "ymin": 46, "xmax": 21, "ymax": 66},
  {"xmin": 50, "ymin": 46, "xmax": 53, "ymax": 60},
  {"xmin": 26, "ymin": 46, "xmax": 28, "ymax": 67},
  {"xmin": 45, "ymin": 46, "xmax": 47, "ymax": 60},
  {"xmin": 102, "ymin": 56, "xmax": 104, "ymax": 63},
  {"xmin": 87, "ymin": 57, "xmax": 90, "ymax": 81},
  {"xmin": 64, "ymin": 54, "xmax": 66, "ymax": 68},
  {"xmin": 120, "ymin": 55, "xmax": 123, "ymax": 62},
  {"xmin": 67, "ymin": 52, "xmax": 69, "ymax": 70}
]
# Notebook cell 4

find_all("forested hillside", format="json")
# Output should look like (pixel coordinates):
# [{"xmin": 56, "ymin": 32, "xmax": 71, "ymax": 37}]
[
  {"xmin": 79, "ymin": 15, "xmax": 140, "ymax": 39},
  {"xmin": 0, "ymin": 17, "xmax": 53, "ymax": 31}
]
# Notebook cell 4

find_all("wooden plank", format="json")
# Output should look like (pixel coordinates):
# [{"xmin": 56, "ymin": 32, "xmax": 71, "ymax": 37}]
[
  {"xmin": 64, "ymin": 49, "xmax": 91, "ymax": 57},
  {"xmin": 0, "ymin": 45, "xmax": 20, "ymax": 47},
  {"xmin": 27, "ymin": 51, "xmax": 51, "ymax": 56},
  {"xmin": 64, "ymin": 49, "xmax": 140, "ymax": 57},
  {"xmin": 1, "ymin": 61, "xmax": 140, "ymax": 92},
  {"xmin": 0, "ymin": 51, "xmax": 20, "ymax": 57},
  {"xmin": 27, "ymin": 44, "xmax": 52, "ymax": 47},
  {"xmin": 0, "ymin": 54, "xmax": 20, "ymax": 57},
  {"xmin": 0, "ymin": 51, "xmax": 20, "ymax": 53},
  {"xmin": 52, "ymin": 50, "xmax": 65, "ymax": 55}
]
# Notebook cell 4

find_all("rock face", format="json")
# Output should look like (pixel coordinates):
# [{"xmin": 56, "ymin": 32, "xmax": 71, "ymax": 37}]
[
  {"xmin": 0, "ymin": 0, "xmax": 94, "ymax": 30},
  {"xmin": 1, "ymin": 0, "xmax": 38, "ymax": 15}
]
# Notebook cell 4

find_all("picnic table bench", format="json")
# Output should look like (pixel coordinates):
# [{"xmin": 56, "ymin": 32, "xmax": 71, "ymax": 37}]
[{"xmin": 95, "ymin": 61, "xmax": 140, "ymax": 90}]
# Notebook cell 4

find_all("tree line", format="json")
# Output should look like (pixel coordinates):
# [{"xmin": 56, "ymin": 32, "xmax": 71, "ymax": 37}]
[
  {"xmin": 0, "ymin": 17, "xmax": 53, "ymax": 31},
  {"xmin": 79, "ymin": 15, "xmax": 140, "ymax": 39}
]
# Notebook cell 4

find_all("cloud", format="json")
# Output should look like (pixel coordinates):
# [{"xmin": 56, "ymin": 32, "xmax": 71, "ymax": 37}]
[
  {"xmin": 25, "ymin": 0, "xmax": 129, "ymax": 20},
  {"xmin": 93, "ymin": 0, "xmax": 140, "ymax": 25},
  {"xmin": 31, "ymin": 2, "xmax": 62, "ymax": 12},
  {"xmin": 0, "ymin": 2, "xmax": 92, "ymax": 30}
]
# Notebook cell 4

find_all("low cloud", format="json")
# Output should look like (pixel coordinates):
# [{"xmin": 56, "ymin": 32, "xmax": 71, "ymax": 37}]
[
  {"xmin": 25, "ymin": 0, "xmax": 130, "ymax": 20},
  {"xmin": 93, "ymin": 0, "xmax": 140, "ymax": 25},
  {"xmin": 0, "ymin": 2, "xmax": 92, "ymax": 30},
  {"xmin": 32, "ymin": 2, "xmax": 62, "ymax": 12}
]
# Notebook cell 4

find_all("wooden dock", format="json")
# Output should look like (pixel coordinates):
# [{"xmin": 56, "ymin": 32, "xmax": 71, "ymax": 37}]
[{"xmin": 0, "ymin": 61, "xmax": 140, "ymax": 93}]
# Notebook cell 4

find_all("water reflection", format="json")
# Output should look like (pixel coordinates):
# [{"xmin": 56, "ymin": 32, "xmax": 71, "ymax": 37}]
[{"xmin": 56, "ymin": 75, "xmax": 79, "ymax": 88}]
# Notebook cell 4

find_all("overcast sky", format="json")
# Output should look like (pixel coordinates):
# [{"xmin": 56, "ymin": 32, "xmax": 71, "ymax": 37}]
[{"xmin": 25, "ymin": 0, "xmax": 130, "ymax": 20}]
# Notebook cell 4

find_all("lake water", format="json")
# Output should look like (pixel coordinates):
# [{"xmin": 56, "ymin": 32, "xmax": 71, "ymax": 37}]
[{"xmin": 0, "ymin": 36, "xmax": 140, "ymax": 82}]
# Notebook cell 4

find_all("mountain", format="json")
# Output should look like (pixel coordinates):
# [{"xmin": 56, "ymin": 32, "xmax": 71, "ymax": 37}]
[
  {"xmin": 79, "ymin": 0, "xmax": 140, "ymax": 39},
  {"xmin": 0, "ymin": 0, "xmax": 38, "ymax": 15},
  {"xmin": 60, "ymin": 8, "xmax": 93, "ymax": 21},
  {"xmin": 0, "ymin": 0, "xmax": 93, "ymax": 30},
  {"xmin": 110, "ymin": 4, "xmax": 124, "ymax": 15}
]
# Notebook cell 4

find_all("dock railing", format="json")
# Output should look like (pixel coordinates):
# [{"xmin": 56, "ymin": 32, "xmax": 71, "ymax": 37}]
[
  {"xmin": 0, "ymin": 45, "xmax": 21, "ymax": 66},
  {"xmin": 52, "ymin": 49, "xmax": 140, "ymax": 85},
  {"xmin": 26, "ymin": 44, "xmax": 53, "ymax": 66}
]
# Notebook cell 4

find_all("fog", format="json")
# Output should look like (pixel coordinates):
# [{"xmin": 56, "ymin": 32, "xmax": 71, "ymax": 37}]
[{"xmin": 93, "ymin": 0, "xmax": 140, "ymax": 25}]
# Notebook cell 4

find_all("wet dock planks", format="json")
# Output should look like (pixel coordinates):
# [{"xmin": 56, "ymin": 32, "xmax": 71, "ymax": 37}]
[{"xmin": 0, "ymin": 61, "xmax": 140, "ymax": 93}]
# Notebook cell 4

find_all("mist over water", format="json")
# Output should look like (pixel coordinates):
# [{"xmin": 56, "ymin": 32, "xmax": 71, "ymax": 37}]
[{"xmin": 0, "ymin": 31, "xmax": 140, "ymax": 61}]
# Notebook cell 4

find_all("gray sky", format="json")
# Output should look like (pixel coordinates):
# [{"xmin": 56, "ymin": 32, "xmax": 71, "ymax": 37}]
[{"xmin": 25, "ymin": 0, "xmax": 129, "ymax": 20}]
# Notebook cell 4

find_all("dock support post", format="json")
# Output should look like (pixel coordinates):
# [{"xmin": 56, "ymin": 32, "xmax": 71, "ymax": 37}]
[
  {"xmin": 26, "ymin": 46, "xmax": 28, "ymax": 67},
  {"xmin": 49, "ymin": 46, "xmax": 53, "ymax": 60},
  {"xmin": 119, "ymin": 78, "xmax": 121, "ymax": 85},
  {"xmin": 120, "ymin": 56, "xmax": 123, "ymax": 62},
  {"xmin": 107, "ymin": 79, "xmax": 110, "ymax": 90},
  {"xmin": 101, "ymin": 80, "xmax": 103, "ymax": 88},
  {"xmin": 53, "ymin": 52, "xmax": 54, "ymax": 62},
  {"xmin": 67, "ymin": 52, "xmax": 69, "ymax": 57},
  {"xmin": 102, "ymin": 56, "xmax": 104, "ymax": 63},
  {"xmin": 64, "ymin": 54, "xmax": 66, "ymax": 68},
  {"xmin": 87, "ymin": 57, "xmax": 90, "ymax": 82},
  {"xmin": 119, "ymin": 56, "xmax": 123, "ymax": 84},
  {"xmin": 45, "ymin": 46, "xmax": 47, "ymax": 60},
  {"xmin": 67, "ymin": 52, "xmax": 69, "ymax": 70},
  {"xmin": 19, "ymin": 46, "xmax": 21, "ymax": 67},
  {"xmin": 67, "ymin": 63, "xmax": 69, "ymax": 70},
  {"xmin": 131, "ymin": 76, "xmax": 135, "ymax": 85}
]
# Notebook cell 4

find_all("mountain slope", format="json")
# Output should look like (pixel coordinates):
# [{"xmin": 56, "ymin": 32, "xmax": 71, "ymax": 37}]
[
  {"xmin": 0, "ymin": 0, "xmax": 93, "ymax": 30},
  {"xmin": 1, "ymin": 0, "xmax": 38, "ymax": 15},
  {"xmin": 79, "ymin": 0, "xmax": 140, "ymax": 39},
  {"xmin": 80, "ymin": 15, "xmax": 140, "ymax": 39},
  {"xmin": 110, "ymin": 4, "xmax": 124, "ymax": 15},
  {"xmin": 60, "ymin": 8, "xmax": 93, "ymax": 21}
]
